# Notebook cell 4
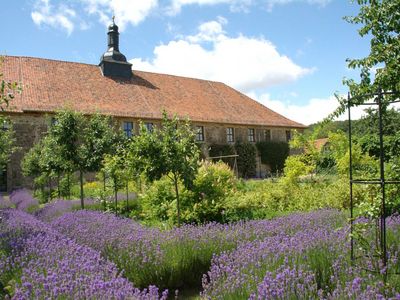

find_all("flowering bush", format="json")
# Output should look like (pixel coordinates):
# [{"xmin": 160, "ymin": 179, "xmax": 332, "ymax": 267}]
[
  {"xmin": 51, "ymin": 209, "xmax": 345, "ymax": 291},
  {"xmin": 0, "ymin": 194, "xmax": 12, "ymax": 208},
  {"xmin": 9, "ymin": 189, "xmax": 38, "ymax": 212},
  {"xmin": 0, "ymin": 209, "xmax": 168, "ymax": 299},
  {"xmin": 202, "ymin": 214, "xmax": 400, "ymax": 299}
]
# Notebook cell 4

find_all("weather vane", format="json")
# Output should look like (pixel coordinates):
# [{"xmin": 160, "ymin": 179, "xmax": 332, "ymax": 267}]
[{"xmin": 112, "ymin": 15, "xmax": 115, "ymax": 24}]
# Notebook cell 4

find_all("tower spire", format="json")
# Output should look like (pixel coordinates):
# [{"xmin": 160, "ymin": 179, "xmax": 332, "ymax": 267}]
[{"xmin": 99, "ymin": 16, "xmax": 132, "ymax": 79}]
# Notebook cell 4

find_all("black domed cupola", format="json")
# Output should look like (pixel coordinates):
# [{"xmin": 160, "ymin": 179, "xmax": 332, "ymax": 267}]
[{"xmin": 99, "ymin": 17, "xmax": 132, "ymax": 79}]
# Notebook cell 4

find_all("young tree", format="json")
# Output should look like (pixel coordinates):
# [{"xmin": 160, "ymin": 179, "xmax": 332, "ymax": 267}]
[
  {"xmin": 0, "ymin": 56, "xmax": 21, "ymax": 172},
  {"xmin": 22, "ymin": 111, "xmax": 122, "ymax": 207},
  {"xmin": 0, "ymin": 119, "xmax": 16, "ymax": 171},
  {"xmin": 102, "ymin": 146, "xmax": 127, "ymax": 215},
  {"xmin": 78, "ymin": 114, "xmax": 123, "ymax": 208},
  {"xmin": 128, "ymin": 112, "xmax": 200, "ymax": 226},
  {"xmin": 333, "ymin": 0, "xmax": 400, "ymax": 118}
]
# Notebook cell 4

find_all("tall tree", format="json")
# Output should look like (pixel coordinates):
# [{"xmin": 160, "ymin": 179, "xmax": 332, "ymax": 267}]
[
  {"xmin": 128, "ymin": 112, "xmax": 200, "ymax": 226},
  {"xmin": 22, "ymin": 111, "xmax": 121, "ymax": 207},
  {"xmin": 78, "ymin": 114, "xmax": 123, "ymax": 208},
  {"xmin": 333, "ymin": 0, "xmax": 400, "ymax": 118},
  {"xmin": 0, "ymin": 56, "xmax": 20, "ymax": 172},
  {"xmin": 0, "ymin": 120, "xmax": 16, "ymax": 171}
]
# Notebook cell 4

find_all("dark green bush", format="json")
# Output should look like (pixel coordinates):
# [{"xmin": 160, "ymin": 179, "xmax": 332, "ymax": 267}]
[
  {"xmin": 208, "ymin": 144, "xmax": 236, "ymax": 168},
  {"xmin": 235, "ymin": 142, "xmax": 256, "ymax": 178},
  {"xmin": 257, "ymin": 141, "xmax": 289, "ymax": 174}
]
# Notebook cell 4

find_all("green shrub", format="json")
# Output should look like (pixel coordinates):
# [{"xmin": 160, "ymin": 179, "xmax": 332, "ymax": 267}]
[
  {"xmin": 257, "ymin": 141, "xmax": 289, "ymax": 174},
  {"xmin": 225, "ymin": 176, "xmax": 364, "ymax": 219},
  {"xmin": 182, "ymin": 161, "xmax": 237, "ymax": 223},
  {"xmin": 139, "ymin": 176, "xmax": 178, "ymax": 224},
  {"xmin": 235, "ymin": 142, "xmax": 256, "ymax": 178},
  {"xmin": 209, "ymin": 144, "xmax": 236, "ymax": 168},
  {"xmin": 137, "ymin": 161, "xmax": 237, "ymax": 224}
]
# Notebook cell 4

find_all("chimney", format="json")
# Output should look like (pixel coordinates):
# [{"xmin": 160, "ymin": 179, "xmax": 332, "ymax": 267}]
[{"xmin": 99, "ymin": 17, "xmax": 132, "ymax": 79}]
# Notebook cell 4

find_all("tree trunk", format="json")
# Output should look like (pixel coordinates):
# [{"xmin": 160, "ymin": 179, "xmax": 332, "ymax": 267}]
[
  {"xmin": 48, "ymin": 177, "xmax": 52, "ymax": 202},
  {"xmin": 126, "ymin": 180, "xmax": 129, "ymax": 213},
  {"xmin": 80, "ymin": 170, "xmax": 84, "ymax": 209},
  {"xmin": 173, "ymin": 172, "xmax": 181, "ymax": 227},
  {"xmin": 57, "ymin": 174, "xmax": 61, "ymax": 198},
  {"xmin": 114, "ymin": 178, "xmax": 118, "ymax": 216},
  {"xmin": 67, "ymin": 173, "xmax": 71, "ymax": 199}
]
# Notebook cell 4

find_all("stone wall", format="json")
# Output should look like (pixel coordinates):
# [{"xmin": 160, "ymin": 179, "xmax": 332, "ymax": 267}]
[
  {"xmin": 5, "ymin": 113, "xmax": 48, "ymax": 191},
  {"xmin": 3, "ymin": 113, "xmax": 300, "ymax": 191}
]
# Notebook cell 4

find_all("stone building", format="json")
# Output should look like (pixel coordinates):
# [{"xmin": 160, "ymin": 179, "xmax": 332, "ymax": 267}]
[{"xmin": 0, "ymin": 21, "xmax": 305, "ymax": 192}]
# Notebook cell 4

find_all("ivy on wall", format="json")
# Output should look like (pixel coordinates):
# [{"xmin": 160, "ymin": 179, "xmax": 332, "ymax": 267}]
[
  {"xmin": 256, "ymin": 141, "xmax": 289, "ymax": 174},
  {"xmin": 208, "ymin": 144, "xmax": 236, "ymax": 168},
  {"xmin": 235, "ymin": 142, "xmax": 256, "ymax": 178}
]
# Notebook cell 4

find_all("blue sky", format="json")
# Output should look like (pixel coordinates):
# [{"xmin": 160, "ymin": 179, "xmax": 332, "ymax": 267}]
[{"xmin": 0, "ymin": 0, "xmax": 371, "ymax": 124}]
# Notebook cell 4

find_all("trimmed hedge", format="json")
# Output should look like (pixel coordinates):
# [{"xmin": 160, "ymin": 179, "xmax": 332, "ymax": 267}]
[
  {"xmin": 235, "ymin": 142, "xmax": 256, "ymax": 178},
  {"xmin": 257, "ymin": 141, "xmax": 289, "ymax": 174},
  {"xmin": 209, "ymin": 144, "xmax": 236, "ymax": 168}
]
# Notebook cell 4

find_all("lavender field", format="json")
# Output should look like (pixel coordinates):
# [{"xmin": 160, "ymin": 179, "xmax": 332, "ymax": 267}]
[{"xmin": 1, "ymin": 191, "xmax": 400, "ymax": 299}]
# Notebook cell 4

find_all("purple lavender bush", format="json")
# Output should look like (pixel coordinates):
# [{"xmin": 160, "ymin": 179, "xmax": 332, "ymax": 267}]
[
  {"xmin": 9, "ymin": 189, "xmax": 38, "ymax": 212},
  {"xmin": 35, "ymin": 198, "xmax": 96, "ymax": 222},
  {"xmin": 0, "ymin": 194, "xmax": 13, "ymax": 208},
  {"xmin": 51, "ymin": 209, "xmax": 346, "ymax": 291},
  {"xmin": 201, "ymin": 213, "xmax": 400, "ymax": 299},
  {"xmin": 51, "ymin": 210, "xmax": 164, "ymax": 288},
  {"xmin": 0, "ymin": 209, "xmax": 168, "ymax": 300}
]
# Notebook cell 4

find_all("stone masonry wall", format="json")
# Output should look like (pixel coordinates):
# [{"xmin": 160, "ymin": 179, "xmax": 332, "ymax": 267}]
[{"xmin": 4, "ymin": 113, "xmax": 299, "ymax": 191}]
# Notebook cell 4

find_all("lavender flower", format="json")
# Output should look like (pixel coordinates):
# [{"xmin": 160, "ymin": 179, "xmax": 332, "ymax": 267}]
[
  {"xmin": 0, "ymin": 193, "xmax": 13, "ymax": 208},
  {"xmin": 9, "ymin": 189, "xmax": 38, "ymax": 211},
  {"xmin": 0, "ymin": 209, "xmax": 168, "ymax": 300}
]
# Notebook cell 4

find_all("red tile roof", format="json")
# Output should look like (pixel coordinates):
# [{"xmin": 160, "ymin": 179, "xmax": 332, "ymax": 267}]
[
  {"xmin": 1, "ymin": 56, "xmax": 306, "ymax": 128},
  {"xmin": 314, "ymin": 138, "xmax": 329, "ymax": 151}
]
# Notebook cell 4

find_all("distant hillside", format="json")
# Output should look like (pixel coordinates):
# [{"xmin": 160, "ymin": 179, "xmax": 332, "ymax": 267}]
[{"xmin": 306, "ymin": 107, "xmax": 400, "ymax": 139}]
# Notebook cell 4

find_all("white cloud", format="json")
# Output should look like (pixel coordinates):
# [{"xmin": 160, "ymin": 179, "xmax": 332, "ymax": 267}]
[
  {"xmin": 81, "ymin": 0, "xmax": 158, "ymax": 31},
  {"xmin": 130, "ymin": 17, "xmax": 313, "ymax": 92},
  {"xmin": 247, "ymin": 92, "xmax": 381, "ymax": 125},
  {"xmin": 31, "ymin": 0, "xmax": 158, "ymax": 34},
  {"xmin": 31, "ymin": 0, "xmax": 76, "ymax": 35}
]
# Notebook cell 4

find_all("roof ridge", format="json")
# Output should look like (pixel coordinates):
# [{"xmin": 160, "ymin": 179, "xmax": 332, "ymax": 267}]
[
  {"xmin": 3, "ymin": 55, "xmax": 97, "ymax": 67},
  {"xmin": 133, "ymin": 69, "xmax": 224, "ymax": 85},
  {"xmin": 3, "ymin": 55, "xmax": 226, "ymax": 85}
]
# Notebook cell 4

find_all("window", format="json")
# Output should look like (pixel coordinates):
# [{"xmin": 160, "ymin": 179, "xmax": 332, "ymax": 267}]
[
  {"xmin": 286, "ymin": 130, "xmax": 291, "ymax": 142},
  {"xmin": 1, "ymin": 120, "xmax": 10, "ymax": 131},
  {"xmin": 196, "ymin": 126, "xmax": 204, "ymax": 142},
  {"xmin": 145, "ymin": 122, "xmax": 153, "ymax": 132},
  {"xmin": 248, "ymin": 128, "xmax": 255, "ymax": 142},
  {"xmin": 123, "ymin": 121, "xmax": 133, "ymax": 138},
  {"xmin": 264, "ymin": 129, "xmax": 271, "ymax": 142},
  {"xmin": 226, "ymin": 127, "xmax": 234, "ymax": 143}
]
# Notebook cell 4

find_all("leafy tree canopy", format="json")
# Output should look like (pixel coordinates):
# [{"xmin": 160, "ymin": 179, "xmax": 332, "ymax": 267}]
[
  {"xmin": 332, "ymin": 0, "xmax": 400, "ymax": 119},
  {"xmin": 128, "ymin": 111, "xmax": 200, "ymax": 225}
]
